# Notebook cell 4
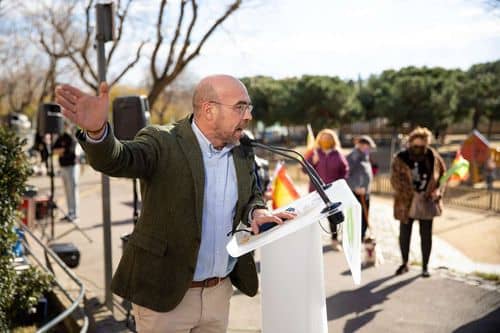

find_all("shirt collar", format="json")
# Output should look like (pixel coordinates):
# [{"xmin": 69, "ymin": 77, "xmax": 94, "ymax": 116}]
[{"xmin": 191, "ymin": 119, "xmax": 235, "ymax": 157}]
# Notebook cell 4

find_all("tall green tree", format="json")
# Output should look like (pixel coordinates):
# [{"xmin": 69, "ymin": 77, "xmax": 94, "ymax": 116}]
[
  {"xmin": 295, "ymin": 75, "xmax": 354, "ymax": 131},
  {"xmin": 457, "ymin": 60, "xmax": 500, "ymax": 135}
]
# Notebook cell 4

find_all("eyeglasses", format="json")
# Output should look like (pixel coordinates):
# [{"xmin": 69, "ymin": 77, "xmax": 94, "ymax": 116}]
[{"xmin": 209, "ymin": 101, "xmax": 253, "ymax": 116}]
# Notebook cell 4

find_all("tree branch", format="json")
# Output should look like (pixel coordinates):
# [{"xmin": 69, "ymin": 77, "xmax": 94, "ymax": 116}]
[
  {"xmin": 182, "ymin": 0, "xmax": 241, "ymax": 66},
  {"xmin": 162, "ymin": 0, "xmax": 188, "ymax": 79},
  {"xmin": 147, "ymin": 0, "xmax": 241, "ymax": 108},
  {"xmin": 106, "ymin": 0, "xmax": 133, "ymax": 67},
  {"xmin": 173, "ymin": 0, "xmax": 197, "ymax": 73},
  {"xmin": 151, "ymin": 0, "xmax": 168, "ymax": 81},
  {"xmin": 80, "ymin": 0, "xmax": 98, "ymax": 85},
  {"xmin": 110, "ymin": 40, "xmax": 146, "ymax": 86}
]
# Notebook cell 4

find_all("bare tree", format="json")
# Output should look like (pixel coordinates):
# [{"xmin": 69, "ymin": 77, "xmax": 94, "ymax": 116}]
[
  {"xmin": 147, "ymin": 0, "xmax": 242, "ymax": 108},
  {"xmin": 155, "ymin": 88, "xmax": 175, "ymax": 124},
  {"xmin": 0, "ymin": 0, "xmax": 12, "ymax": 18},
  {"xmin": 0, "ymin": 3, "xmax": 42, "ymax": 117},
  {"xmin": 3, "ymin": 59, "xmax": 45, "ymax": 117},
  {"xmin": 39, "ymin": 0, "xmax": 146, "ymax": 93},
  {"xmin": 484, "ymin": 0, "xmax": 500, "ymax": 14},
  {"xmin": 31, "ymin": 1, "xmax": 80, "ymax": 103},
  {"xmin": 152, "ymin": 72, "xmax": 196, "ymax": 124}
]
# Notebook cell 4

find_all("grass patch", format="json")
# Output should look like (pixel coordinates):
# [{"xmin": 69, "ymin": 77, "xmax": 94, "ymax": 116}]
[
  {"xmin": 12, "ymin": 326, "xmax": 37, "ymax": 333},
  {"xmin": 473, "ymin": 272, "xmax": 500, "ymax": 283},
  {"xmin": 409, "ymin": 260, "xmax": 422, "ymax": 267}
]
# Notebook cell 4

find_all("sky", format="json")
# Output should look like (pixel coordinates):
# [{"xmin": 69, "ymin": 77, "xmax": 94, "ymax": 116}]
[{"xmin": 124, "ymin": 0, "xmax": 500, "ymax": 82}]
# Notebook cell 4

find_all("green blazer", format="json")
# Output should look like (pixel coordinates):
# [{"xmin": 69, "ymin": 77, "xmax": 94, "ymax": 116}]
[{"xmin": 78, "ymin": 116, "xmax": 263, "ymax": 312}]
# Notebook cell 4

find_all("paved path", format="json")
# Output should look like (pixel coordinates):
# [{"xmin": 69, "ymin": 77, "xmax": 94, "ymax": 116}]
[{"xmin": 27, "ymin": 169, "xmax": 500, "ymax": 332}]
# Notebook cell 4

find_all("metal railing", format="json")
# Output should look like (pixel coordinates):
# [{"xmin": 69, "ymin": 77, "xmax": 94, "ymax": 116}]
[
  {"xmin": 371, "ymin": 174, "xmax": 500, "ymax": 212},
  {"xmin": 20, "ymin": 224, "xmax": 89, "ymax": 333}
]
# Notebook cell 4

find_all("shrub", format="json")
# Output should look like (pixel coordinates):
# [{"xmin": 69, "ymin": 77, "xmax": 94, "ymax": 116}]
[{"xmin": 0, "ymin": 127, "xmax": 53, "ymax": 330}]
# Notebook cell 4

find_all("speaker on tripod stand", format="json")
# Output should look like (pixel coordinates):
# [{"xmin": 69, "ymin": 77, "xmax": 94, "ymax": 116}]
[
  {"xmin": 37, "ymin": 103, "xmax": 64, "ymax": 240},
  {"xmin": 113, "ymin": 95, "xmax": 150, "ymax": 228}
]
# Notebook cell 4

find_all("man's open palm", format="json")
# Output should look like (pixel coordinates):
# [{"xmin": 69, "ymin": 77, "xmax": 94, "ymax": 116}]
[{"xmin": 55, "ymin": 82, "xmax": 109, "ymax": 132}]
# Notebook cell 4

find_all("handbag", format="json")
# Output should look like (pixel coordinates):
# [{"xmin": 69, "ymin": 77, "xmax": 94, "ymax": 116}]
[{"xmin": 408, "ymin": 192, "xmax": 442, "ymax": 220}]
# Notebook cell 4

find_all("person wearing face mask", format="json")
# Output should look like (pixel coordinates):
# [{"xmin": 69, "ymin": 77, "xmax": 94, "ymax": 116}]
[
  {"xmin": 346, "ymin": 135, "xmax": 376, "ymax": 242},
  {"xmin": 390, "ymin": 127, "xmax": 446, "ymax": 278},
  {"xmin": 306, "ymin": 129, "xmax": 349, "ymax": 251}
]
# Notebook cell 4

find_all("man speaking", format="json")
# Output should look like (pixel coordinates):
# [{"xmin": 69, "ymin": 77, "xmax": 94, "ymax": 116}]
[{"xmin": 55, "ymin": 75, "xmax": 295, "ymax": 332}]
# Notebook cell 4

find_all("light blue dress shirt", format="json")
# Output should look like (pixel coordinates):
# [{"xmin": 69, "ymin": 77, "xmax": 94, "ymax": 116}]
[{"xmin": 191, "ymin": 121, "xmax": 238, "ymax": 280}]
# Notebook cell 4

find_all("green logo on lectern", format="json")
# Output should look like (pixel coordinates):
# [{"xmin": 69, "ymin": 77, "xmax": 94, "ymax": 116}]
[{"xmin": 346, "ymin": 207, "xmax": 354, "ymax": 245}]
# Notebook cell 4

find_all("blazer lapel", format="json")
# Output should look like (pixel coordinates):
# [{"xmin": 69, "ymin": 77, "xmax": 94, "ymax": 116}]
[
  {"xmin": 232, "ymin": 146, "xmax": 252, "ymax": 228},
  {"xmin": 176, "ymin": 116, "xmax": 205, "ymax": 228}
]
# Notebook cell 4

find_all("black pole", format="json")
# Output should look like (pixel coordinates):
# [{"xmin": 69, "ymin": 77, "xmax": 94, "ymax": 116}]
[
  {"xmin": 96, "ymin": 1, "xmax": 115, "ymax": 313},
  {"xmin": 49, "ymin": 133, "xmax": 55, "ymax": 240}
]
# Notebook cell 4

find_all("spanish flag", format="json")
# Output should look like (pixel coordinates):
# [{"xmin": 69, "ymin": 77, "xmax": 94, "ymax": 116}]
[{"xmin": 271, "ymin": 162, "xmax": 300, "ymax": 209}]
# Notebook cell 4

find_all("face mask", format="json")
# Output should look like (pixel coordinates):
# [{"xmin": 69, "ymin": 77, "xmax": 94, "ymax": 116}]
[
  {"xmin": 359, "ymin": 146, "xmax": 370, "ymax": 155},
  {"xmin": 410, "ymin": 145, "xmax": 426, "ymax": 155},
  {"xmin": 409, "ymin": 145, "xmax": 427, "ymax": 160},
  {"xmin": 319, "ymin": 139, "xmax": 334, "ymax": 150}
]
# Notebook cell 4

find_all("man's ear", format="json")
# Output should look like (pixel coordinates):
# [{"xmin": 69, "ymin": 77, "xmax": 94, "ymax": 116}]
[{"xmin": 204, "ymin": 102, "xmax": 215, "ymax": 121}]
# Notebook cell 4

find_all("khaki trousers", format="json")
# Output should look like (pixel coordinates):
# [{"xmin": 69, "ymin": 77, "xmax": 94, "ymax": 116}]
[{"xmin": 133, "ymin": 278, "xmax": 233, "ymax": 333}]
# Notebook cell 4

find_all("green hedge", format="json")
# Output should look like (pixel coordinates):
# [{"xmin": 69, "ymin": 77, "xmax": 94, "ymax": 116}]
[{"xmin": 0, "ymin": 127, "xmax": 53, "ymax": 330}]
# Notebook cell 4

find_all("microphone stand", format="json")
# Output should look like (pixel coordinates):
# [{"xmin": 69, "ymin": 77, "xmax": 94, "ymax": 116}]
[
  {"xmin": 241, "ymin": 136, "xmax": 344, "ymax": 230},
  {"xmin": 253, "ymin": 141, "xmax": 327, "ymax": 188}
]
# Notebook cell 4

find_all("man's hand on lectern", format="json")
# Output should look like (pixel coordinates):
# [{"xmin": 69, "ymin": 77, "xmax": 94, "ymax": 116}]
[{"xmin": 250, "ymin": 209, "xmax": 297, "ymax": 235}]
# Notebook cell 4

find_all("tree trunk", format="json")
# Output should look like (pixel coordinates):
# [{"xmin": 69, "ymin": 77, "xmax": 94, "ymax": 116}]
[
  {"xmin": 148, "ymin": 75, "xmax": 176, "ymax": 110},
  {"xmin": 472, "ymin": 108, "xmax": 481, "ymax": 130},
  {"xmin": 487, "ymin": 115, "xmax": 493, "ymax": 139}
]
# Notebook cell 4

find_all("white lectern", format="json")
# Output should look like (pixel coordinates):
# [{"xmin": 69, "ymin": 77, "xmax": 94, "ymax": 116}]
[{"xmin": 227, "ymin": 179, "xmax": 361, "ymax": 333}]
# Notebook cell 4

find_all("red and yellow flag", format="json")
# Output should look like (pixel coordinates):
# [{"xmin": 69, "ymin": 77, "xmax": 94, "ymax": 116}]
[{"xmin": 271, "ymin": 162, "xmax": 300, "ymax": 209}]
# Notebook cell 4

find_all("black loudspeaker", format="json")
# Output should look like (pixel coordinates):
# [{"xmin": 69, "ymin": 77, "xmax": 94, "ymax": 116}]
[
  {"xmin": 37, "ymin": 103, "xmax": 64, "ymax": 135},
  {"xmin": 95, "ymin": 2, "xmax": 115, "ymax": 42},
  {"xmin": 112, "ymin": 96, "xmax": 150, "ymax": 140},
  {"xmin": 49, "ymin": 243, "xmax": 80, "ymax": 268}
]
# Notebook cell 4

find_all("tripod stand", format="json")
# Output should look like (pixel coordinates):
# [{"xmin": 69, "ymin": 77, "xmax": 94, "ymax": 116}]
[{"xmin": 42, "ymin": 133, "xmax": 92, "ymax": 243}]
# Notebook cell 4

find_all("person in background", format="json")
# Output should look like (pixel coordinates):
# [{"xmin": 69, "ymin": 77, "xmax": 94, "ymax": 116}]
[
  {"xmin": 346, "ymin": 135, "xmax": 376, "ymax": 242},
  {"xmin": 390, "ymin": 127, "xmax": 446, "ymax": 278},
  {"xmin": 485, "ymin": 157, "xmax": 496, "ymax": 191},
  {"xmin": 32, "ymin": 133, "xmax": 49, "ymax": 175},
  {"xmin": 306, "ymin": 128, "xmax": 349, "ymax": 251},
  {"xmin": 53, "ymin": 124, "xmax": 80, "ymax": 222},
  {"xmin": 370, "ymin": 155, "xmax": 379, "ymax": 176}
]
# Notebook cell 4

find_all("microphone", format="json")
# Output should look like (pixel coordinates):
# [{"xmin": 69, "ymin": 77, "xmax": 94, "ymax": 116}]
[{"xmin": 240, "ymin": 134, "xmax": 344, "ymax": 233}]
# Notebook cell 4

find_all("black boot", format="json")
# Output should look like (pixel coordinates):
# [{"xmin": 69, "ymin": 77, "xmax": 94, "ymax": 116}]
[{"xmin": 395, "ymin": 264, "xmax": 409, "ymax": 275}]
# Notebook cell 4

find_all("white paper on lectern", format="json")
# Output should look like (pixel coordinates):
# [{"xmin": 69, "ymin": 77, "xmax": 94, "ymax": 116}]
[{"xmin": 227, "ymin": 179, "xmax": 362, "ymax": 284}]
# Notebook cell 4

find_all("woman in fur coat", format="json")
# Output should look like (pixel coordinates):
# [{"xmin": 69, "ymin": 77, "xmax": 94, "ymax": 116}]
[{"xmin": 390, "ymin": 127, "xmax": 446, "ymax": 278}]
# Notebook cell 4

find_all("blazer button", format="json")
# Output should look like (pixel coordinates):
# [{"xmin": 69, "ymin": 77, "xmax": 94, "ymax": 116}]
[
  {"xmin": 195, "ymin": 237, "xmax": 201, "ymax": 244},
  {"xmin": 189, "ymin": 266, "xmax": 195, "ymax": 273}
]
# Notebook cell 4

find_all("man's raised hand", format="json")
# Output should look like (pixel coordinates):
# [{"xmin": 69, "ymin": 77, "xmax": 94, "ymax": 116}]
[{"xmin": 55, "ymin": 82, "xmax": 109, "ymax": 133}]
